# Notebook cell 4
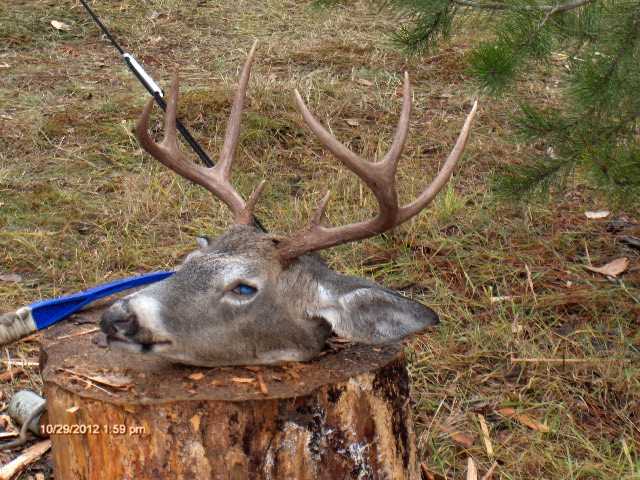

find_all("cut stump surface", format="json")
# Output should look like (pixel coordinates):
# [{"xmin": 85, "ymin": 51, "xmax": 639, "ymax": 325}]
[{"xmin": 40, "ymin": 306, "xmax": 420, "ymax": 480}]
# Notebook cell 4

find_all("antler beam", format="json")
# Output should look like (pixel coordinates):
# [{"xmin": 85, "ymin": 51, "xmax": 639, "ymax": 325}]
[
  {"xmin": 276, "ymin": 77, "xmax": 478, "ymax": 261},
  {"xmin": 135, "ymin": 41, "xmax": 262, "ymax": 225}
]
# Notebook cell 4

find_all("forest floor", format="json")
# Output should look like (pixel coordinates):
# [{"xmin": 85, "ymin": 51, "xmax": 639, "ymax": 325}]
[{"xmin": 1, "ymin": 1, "xmax": 639, "ymax": 478}]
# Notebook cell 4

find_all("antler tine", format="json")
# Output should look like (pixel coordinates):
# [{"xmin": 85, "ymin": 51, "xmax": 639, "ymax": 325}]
[
  {"xmin": 291, "ymin": 76, "xmax": 413, "ymax": 243},
  {"xmin": 293, "ymin": 90, "xmax": 375, "ymax": 191},
  {"xmin": 277, "ymin": 84, "xmax": 478, "ymax": 261},
  {"xmin": 397, "ymin": 100, "xmax": 478, "ymax": 223},
  {"xmin": 135, "ymin": 43, "xmax": 264, "ymax": 225},
  {"xmin": 135, "ymin": 75, "xmax": 205, "ymax": 193},
  {"xmin": 381, "ymin": 72, "xmax": 412, "ymax": 172},
  {"xmin": 219, "ymin": 40, "xmax": 258, "ymax": 180}
]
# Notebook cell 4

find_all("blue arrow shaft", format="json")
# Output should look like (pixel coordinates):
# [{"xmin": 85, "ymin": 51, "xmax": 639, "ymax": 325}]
[{"xmin": 30, "ymin": 271, "xmax": 174, "ymax": 330}]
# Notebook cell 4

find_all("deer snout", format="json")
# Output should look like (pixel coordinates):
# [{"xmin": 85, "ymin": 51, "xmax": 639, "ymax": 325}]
[{"xmin": 100, "ymin": 300, "xmax": 140, "ymax": 338}]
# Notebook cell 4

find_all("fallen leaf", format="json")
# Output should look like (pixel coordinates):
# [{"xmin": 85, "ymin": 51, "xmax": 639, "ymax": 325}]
[
  {"xmin": 584, "ymin": 257, "xmax": 629, "ymax": 278},
  {"xmin": 437, "ymin": 423, "xmax": 475, "ymax": 448},
  {"xmin": 66, "ymin": 406, "xmax": 80, "ymax": 414},
  {"xmin": 467, "ymin": 457, "xmax": 478, "ymax": 480},
  {"xmin": 50, "ymin": 20, "xmax": 71, "ymax": 31},
  {"xmin": 0, "ymin": 367, "xmax": 23, "ymax": 382},
  {"xmin": 0, "ymin": 273, "xmax": 23, "ymax": 283},
  {"xmin": 356, "ymin": 78, "xmax": 373, "ymax": 87},
  {"xmin": 345, "ymin": 119, "xmax": 360, "ymax": 127},
  {"xmin": 420, "ymin": 463, "xmax": 448, "ymax": 480},
  {"xmin": 497, "ymin": 407, "xmax": 550, "ymax": 432},
  {"xmin": 231, "ymin": 377, "xmax": 255, "ymax": 384},
  {"xmin": 188, "ymin": 372, "xmax": 205, "ymax": 381},
  {"xmin": 585, "ymin": 210, "xmax": 610, "ymax": 219}
]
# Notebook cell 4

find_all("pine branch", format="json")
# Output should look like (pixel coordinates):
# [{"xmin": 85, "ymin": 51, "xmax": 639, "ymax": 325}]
[{"xmin": 451, "ymin": 0, "xmax": 594, "ymax": 13}]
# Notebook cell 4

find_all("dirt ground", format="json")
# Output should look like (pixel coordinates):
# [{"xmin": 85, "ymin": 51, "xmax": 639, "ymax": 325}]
[{"xmin": 1, "ymin": 0, "xmax": 639, "ymax": 478}]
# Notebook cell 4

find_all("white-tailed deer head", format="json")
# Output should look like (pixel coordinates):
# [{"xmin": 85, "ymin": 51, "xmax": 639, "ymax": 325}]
[{"xmin": 100, "ymin": 43, "xmax": 478, "ymax": 367}]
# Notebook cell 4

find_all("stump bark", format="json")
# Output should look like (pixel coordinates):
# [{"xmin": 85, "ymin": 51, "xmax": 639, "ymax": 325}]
[{"xmin": 40, "ymin": 307, "xmax": 420, "ymax": 480}]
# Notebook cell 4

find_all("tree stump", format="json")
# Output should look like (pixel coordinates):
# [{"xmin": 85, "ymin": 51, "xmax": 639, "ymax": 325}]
[{"xmin": 39, "ymin": 306, "xmax": 420, "ymax": 480}]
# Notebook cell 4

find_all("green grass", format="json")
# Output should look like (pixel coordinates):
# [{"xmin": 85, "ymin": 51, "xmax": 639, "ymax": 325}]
[{"xmin": 1, "ymin": 0, "xmax": 639, "ymax": 478}]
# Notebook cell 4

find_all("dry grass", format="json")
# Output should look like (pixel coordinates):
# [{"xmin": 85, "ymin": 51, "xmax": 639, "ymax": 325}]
[{"xmin": 1, "ymin": 0, "xmax": 639, "ymax": 478}]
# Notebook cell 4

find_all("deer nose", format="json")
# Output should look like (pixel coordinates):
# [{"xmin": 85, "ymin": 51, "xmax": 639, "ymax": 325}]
[{"xmin": 100, "ymin": 300, "xmax": 140, "ymax": 337}]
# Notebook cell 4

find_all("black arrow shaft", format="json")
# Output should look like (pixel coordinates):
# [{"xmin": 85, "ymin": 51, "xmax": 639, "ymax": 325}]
[{"xmin": 78, "ymin": 0, "xmax": 265, "ymax": 232}]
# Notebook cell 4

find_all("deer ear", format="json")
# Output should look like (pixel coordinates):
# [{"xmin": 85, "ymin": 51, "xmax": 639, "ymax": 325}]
[
  {"xmin": 315, "ymin": 280, "xmax": 439, "ymax": 344},
  {"xmin": 180, "ymin": 236, "xmax": 212, "ymax": 267},
  {"xmin": 196, "ymin": 236, "xmax": 211, "ymax": 249}
]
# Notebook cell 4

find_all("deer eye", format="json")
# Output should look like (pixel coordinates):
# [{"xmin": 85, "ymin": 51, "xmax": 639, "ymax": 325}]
[{"xmin": 231, "ymin": 283, "xmax": 257, "ymax": 296}]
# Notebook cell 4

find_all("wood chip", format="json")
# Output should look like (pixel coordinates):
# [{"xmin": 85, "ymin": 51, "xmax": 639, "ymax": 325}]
[
  {"xmin": 190, "ymin": 414, "xmax": 201, "ymax": 432},
  {"xmin": 584, "ymin": 257, "xmax": 629, "ymax": 278},
  {"xmin": 50, "ymin": 20, "xmax": 71, "ymax": 31},
  {"xmin": 231, "ymin": 377, "xmax": 255, "ymax": 384},
  {"xmin": 584, "ymin": 210, "xmax": 610, "ymax": 219},
  {"xmin": 466, "ymin": 457, "xmax": 478, "ymax": 480},
  {"xmin": 0, "ymin": 439, "xmax": 51, "ymax": 480},
  {"xmin": 256, "ymin": 372, "xmax": 269, "ymax": 395},
  {"xmin": 345, "ymin": 119, "xmax": 360, "ymax": 127},
  {"xmin": 188, "ymin": 372, "xmax": 205, "ymax": 381},
  {"xmin": 66, "ymin": 405, "xmax": 80, "ymax": 414},
  {"xmin": 497, "ymin": 407, "xmax": 549, "ymax": 432},
  {"xmin": 490, "ymin": 295, "xmax": 513, "ymax": 303},
  {"xmin": 1, "ymin": 359, "xmax": 38, "ymax": 367}
]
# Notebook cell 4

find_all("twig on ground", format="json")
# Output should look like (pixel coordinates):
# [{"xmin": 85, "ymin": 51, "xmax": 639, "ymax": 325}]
[{"xmin": 0, "ymin": 439, "xmax": 51, "ymax": 480}]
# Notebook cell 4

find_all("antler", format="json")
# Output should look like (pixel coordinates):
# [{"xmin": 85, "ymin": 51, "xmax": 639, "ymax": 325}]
[
  {"xmin": 135, "ymin": 41, "xmax": 264, "ymax": 225},
  {"xmin": 276, "ymin": 73, "xmax": 478, "ymax": 261}
]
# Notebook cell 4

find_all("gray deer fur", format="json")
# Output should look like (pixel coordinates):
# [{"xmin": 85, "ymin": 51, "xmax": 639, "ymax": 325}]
[
  {"xmin": 101, "ymin": 226, "xmax": 439, "ymax": 366},
  {"xmin": 100, "ymin": 43, "xmax": 477, "ymax": 367}
]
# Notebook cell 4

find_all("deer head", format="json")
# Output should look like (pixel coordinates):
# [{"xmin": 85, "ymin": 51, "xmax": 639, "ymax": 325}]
[{"xmin": 100, "ymin": 43, "xmax": 478, "ymax": 367}]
